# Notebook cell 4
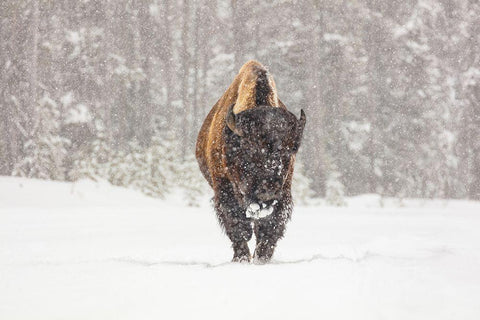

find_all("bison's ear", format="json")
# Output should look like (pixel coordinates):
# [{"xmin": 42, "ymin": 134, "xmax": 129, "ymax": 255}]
[
  {"xmin": 226, "ymin": 104, "xmax": 243, "ymax": 136},
  {"xmin": 292, "ymin": 109, "xmax": 306, "ymax": 152}
]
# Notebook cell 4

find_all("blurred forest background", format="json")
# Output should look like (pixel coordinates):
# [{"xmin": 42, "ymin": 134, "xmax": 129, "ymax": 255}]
[{"xmin": 1, "ymin": 0, "xmax": 479, "ymax": 205}]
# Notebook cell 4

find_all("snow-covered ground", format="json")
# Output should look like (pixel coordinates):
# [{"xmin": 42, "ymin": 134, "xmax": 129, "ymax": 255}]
[{"xmin": 1, "ymin": 177, "xmax": 480, "ymax": 319}]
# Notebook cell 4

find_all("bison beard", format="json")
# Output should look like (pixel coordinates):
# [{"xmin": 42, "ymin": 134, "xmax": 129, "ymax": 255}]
[{"xmin": 196, "ymin": 60, "xmax": 306, "ymax": 263}]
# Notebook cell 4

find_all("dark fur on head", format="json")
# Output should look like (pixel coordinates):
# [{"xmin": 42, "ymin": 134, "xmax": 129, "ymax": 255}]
[{"xmin": 225, "ymin": 105, "xmax": 304, "ymax": 206}]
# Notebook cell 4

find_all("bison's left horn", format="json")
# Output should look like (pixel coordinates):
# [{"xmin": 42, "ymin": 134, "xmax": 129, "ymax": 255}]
[
  {"xmin": 293, "ymin": 109, "xmax": 306, "ymax": 152},
  {"xmin": 226, "ymin": 104, "xmax": 243, "ymax": 136},
  {"xmin": 298, "ymin": 109, "xmax": 306, "ymax": 129}
]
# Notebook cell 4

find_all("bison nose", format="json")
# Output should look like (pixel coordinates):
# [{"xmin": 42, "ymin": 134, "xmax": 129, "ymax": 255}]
[
  {"xmin": 255, "ymin": 185, "xmax": 278, "ymax": 202},
  {"xmin": 256, "ymin": 192, "xmax": 275, "ymax": 202}
]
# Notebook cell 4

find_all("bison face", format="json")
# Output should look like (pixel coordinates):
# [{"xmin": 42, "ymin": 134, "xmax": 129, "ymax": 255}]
[{"xmin": 225, "ymin": 105, "xmax": 306, "ymax": 207}]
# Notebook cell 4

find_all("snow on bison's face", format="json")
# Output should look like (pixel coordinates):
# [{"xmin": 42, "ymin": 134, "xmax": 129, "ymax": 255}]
[{"xmin": 224, "ymin": 105, "xmax": 306, "ymax": 208}]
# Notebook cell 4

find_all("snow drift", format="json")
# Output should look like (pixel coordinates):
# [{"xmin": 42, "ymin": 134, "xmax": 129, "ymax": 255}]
[{"xmin": 1, "ymin": 177, "xmax": 479, "ymax": 319}]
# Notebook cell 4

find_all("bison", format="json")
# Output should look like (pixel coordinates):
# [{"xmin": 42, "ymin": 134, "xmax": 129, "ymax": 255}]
[{"xmin": 196, "ymin": 60, "xmax": 306, "ymax": 263}]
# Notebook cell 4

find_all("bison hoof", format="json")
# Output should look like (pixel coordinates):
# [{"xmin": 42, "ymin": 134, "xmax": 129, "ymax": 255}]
[
  {"xmin": 253, "ymin": 243, "xmax": 275, "ymax": 264},
  {"xmin": 253, "ymin": 255, "xmax": 271, "ymax": 265},
  {"xmin": 232, "ymin": 255, "xmax": 251, "ymax": 263}
]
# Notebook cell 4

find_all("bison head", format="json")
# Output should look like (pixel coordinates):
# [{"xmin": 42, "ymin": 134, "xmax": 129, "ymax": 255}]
[{"xmin": 224, "ymin": 104, "xmax": 306, "ymax": 209}]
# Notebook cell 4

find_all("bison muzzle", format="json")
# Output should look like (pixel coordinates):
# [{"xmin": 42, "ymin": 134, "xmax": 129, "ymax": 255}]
[{"xmin": 196, "ymin": 60, "xmax": 306, "ymax": 263}]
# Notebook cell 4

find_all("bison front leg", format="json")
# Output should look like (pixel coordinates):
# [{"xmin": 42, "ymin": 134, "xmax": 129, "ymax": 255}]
[
  {"xmin": 214, "ymin": 180, "xmax": 253, "ymax": 262},
  {"xmin": 253, "ymin": 203, "xmax": 289, "ymax": 264}
]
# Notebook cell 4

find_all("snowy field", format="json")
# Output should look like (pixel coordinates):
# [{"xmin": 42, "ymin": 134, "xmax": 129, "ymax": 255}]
[{"xmin": 1, "ymin": 177, "xmax": 480, "ymax": 320}]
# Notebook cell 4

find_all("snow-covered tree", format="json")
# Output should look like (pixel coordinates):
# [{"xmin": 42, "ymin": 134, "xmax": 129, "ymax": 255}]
[
  {"xmin": 2, "ymin": 0, "xmax": 480, "ymax": 202},
  {"xmin": 292, "ymin": 158, "xmax": 315, "ymax": 205},
  {"xmin": 13, "ymin": 95, "xmax": 69, "ymax": 180}
]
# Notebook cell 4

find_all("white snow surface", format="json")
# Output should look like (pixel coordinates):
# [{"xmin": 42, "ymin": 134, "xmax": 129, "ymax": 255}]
[{"xmin": 1, "ymin": 177, "xmax": 480, "ymax": 319}]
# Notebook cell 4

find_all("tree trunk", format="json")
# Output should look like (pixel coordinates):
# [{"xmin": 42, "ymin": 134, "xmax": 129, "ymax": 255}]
[
  {"xmin": 191, "ymin": 2, "xmax": 201, "ymax": 146},
  {"xmin": 180, "ymin": 0, "xmax": 190, "ymax": 158},
  {"xmin": 308, "ymin": 1, "xmax": 327, "ymax": 197},
  {"xmin": 231, "ymin": 0, "xmax": 244, "ymax": 71},
  {"xmin": 136, "ymin": 0, "xmax": 153, "ymax": 145},
  {"xmin": 163, "ymin": 0, "xmax": 173, "ymax": 119},
  {"xmin": 30, "ymin": 0, "xmax": 39, "ymax": 131}
]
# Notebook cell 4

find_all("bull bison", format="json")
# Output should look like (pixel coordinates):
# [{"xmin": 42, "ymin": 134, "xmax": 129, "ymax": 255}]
[{"xmin": 196, "ymin": 60, "xmax": 306, "ymax": 263}]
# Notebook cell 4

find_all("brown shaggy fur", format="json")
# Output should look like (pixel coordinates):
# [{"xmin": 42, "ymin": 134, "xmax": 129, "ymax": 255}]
[{"xmin": 196, "ymin": 60, "xmax": 305, "ymax": 263}]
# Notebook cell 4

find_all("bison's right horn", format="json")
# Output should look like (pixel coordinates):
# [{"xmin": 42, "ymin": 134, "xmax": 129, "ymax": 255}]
[{"xmin": 226, "ymin": 104, "xmax": 243, "ymax": 136}]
